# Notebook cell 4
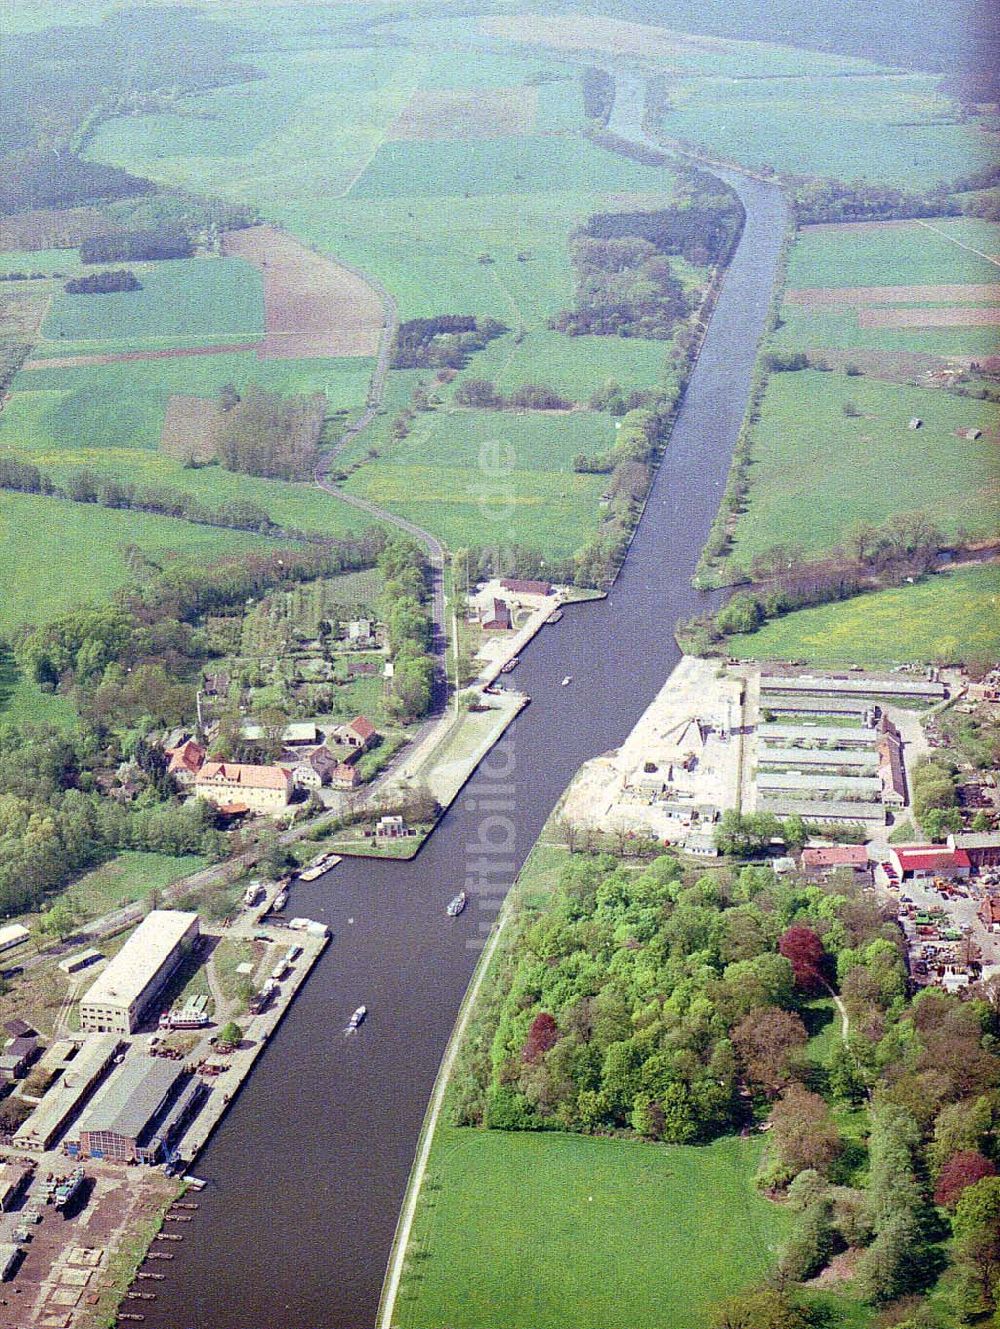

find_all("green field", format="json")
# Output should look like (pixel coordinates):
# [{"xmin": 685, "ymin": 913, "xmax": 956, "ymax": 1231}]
[
  {"xmin": 40, "ymin": 256, "xmax": 264, "ymax": 351},
  {"xmin": 727, "ymin": 371, "xmax": 999, "ymax": 568},
  {"xmin": 68, "ymin": 851, "xmax": 206, "ymax": 921},
  {"xmin": 1, "ymin": 353, "xmax": 373, "ymax": 454},
  {"xmin": 786, "ymin": 219, "xmax": 1000, "ymax": 289},
  {"xmin": 0, "ymin": 489, "xmax": 272, "ymax": 631},
  {"xmin": 658, "ymin": 73, "xmax": 996, "ymax": 186},
  {"xmin": 342, "ymin": 407, "xmax": 612, "ymax": 557},
  {"xmin": 397, "ymin": 1129, "xmax": 792, "ymax": 1329},
  {"xmin": 0, "ymin": 649, "xmax": 77, "ymax": 728},
  {"xmin": 724, "ymin": 563, "xmax": 1000, "ymax": 667},
  {"xmin": 774, "ymin": 305, "xmax": 1000, "ymax": 359}
]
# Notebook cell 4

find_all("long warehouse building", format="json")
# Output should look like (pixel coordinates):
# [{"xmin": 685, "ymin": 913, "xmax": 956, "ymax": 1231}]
[{"xmin": 79, "ymin": 910, "xmax": 199, "ymax": 1035}]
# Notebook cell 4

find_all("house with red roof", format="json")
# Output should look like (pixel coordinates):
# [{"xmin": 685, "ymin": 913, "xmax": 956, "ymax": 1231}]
[
  {"xmin": 195, "ymin": 761, "xmax": 291, "ymax": 815},
  {"xmin": 335, "ymin": 715, "xmax": 378, "ymax": 752},
  {"xmin": 166, "ymin": 739, "xmax": 206, "ymax": 787},
  {"xmin": 888, "ymin": 845, "xmax": 971, "ymax": 881}
]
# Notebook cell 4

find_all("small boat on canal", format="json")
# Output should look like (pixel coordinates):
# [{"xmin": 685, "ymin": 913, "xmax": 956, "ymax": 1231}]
[{"xmin": 347, "ymin": 1005, "xmax": 367, "ymax": 1032}]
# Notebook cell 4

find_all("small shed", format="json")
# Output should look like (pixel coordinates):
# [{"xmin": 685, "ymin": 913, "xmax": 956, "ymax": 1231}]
[
  {"xmin": 908, "ymin": 417, "xmax": 923, "ymax": 430},
  {"xmin": 962, "ymin": 427, "xmax": 982, "ymax": 441}
]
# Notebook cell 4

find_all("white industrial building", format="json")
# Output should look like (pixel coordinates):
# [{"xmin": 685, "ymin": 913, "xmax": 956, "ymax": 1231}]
[{"xmin": 79, "ymin": 911, "xmax": 199, "ymax": 1035}]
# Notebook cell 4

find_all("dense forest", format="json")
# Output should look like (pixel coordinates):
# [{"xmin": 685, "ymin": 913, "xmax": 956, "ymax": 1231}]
[
  {"xmin": 64, "ymin": 269, "xmax": 140, "ymax": 295},
  {"xmin": 551, "ymin": 185, "xmax": 741, "ymax": 340},
  {"xmin": 391, "ymin": 315, "xmax": 506, "ymax": 370},
  {"xmin": 80, "ymin": 228, "xmax": 193, "ymax": 264},
  {"xmin": 454, "ymin": 847, "xmax": 1000, "ymax": 1325}
]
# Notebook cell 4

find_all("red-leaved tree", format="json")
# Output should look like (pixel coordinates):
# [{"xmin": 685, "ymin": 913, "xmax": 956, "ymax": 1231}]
[
  {"xmin": 779, "ymin": 925, "xmax": 828, "ymax": 994},
  {"xmin": 522, "ymin": 1012, "xmax": 559, "ymax": 1064},
  {"xmin": 934, "ymin": 1150, "xmax": 998, "ymax": 1210}
]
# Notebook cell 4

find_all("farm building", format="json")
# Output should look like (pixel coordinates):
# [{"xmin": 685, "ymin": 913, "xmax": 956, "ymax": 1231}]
[
  {"xmin": 802, "ymin": 844, "xmax": 870, "ymax": 872},
  {"xmin": 13, "ymin": 1036, "xmax": 121, "ymax": 1152},
  {"xmin": 0, "ymin": 1164, "xmax": 31, "ymax": 1213},
  {"xmin": 331, "ymin": 760, "xmax": 361, "ymax": 789},
  {"xmin": 760, "ymin": 747, "xmax": 877, "ymax": 771},
  {"xmin": 241, "ymin": 721, "xmax": 318, "ymax": 746},
  {"xmin": 335, "ymin": 716, "xmax": 378, "ymax": 752},
  {"xmin": 908, "ymin": 417, "xmax": 923, "ymax": 430},
  {"xmin": 290, "ymin": 746, "xmax": 339, "ymax": 790},
  {"xmin": 68, "ymin": 1058, "xmax": 188, "ymax": 1164},
  {"xmin": 888, "ymin": 846, "xmax": 971, "ymax": 881},
  {"xmin": 756, "ymin": 771, "xmax": 883, "ymax": 799},
  {"xmin": 878, "ymin": 734, "xmax": 907, "ymax": 807},
  {"xmin": 58, "ymin": 948, "xmax": 104, "ymax": 976},
  {"xmin": 166, "ymin": 739, "xmax": 206, "ymax": 786},
  {"xmin": 79, "ymin": 911, "xmax": 199, "ymax": 1035},
  {"xmin": 195, "ymin": 761, "xmax": 292, "ymax": 815},
  {"xmin": 0, "ymin": 1035, "xmax": 39, "ymax": 1082}
]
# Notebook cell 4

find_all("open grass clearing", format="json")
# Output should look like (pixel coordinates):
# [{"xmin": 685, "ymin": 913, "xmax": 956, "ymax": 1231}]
[
  {"xmin": 774, "ymin": 303, "xmax": 1000, "ymax": 358},
  {"xmin": 396, "ymin": 1128, "xmax": 792, "ymax": 1329},
  {"xmin": 786, "ymin": 283, "xmax": 1000, "ymax": 307},
  {"xmin": 727, "ymin": 371, "xmax": 999, "ymax": 568},
  {"xmin": 0, "ymin": 489, "xmax": 273, "ymax": 632},
  {"xmin": 342, "ymin": 406, "xmax": 614, "ymax": 557},
  {"xmin": 0, "ymin": 650, "xmax": 77, "ymax": 729},
  {"xmin": 723, "ymin": 564, "xmax": 1000, "ymax": 668}
]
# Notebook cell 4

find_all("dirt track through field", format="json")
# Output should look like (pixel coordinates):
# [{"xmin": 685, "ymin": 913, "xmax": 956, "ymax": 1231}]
[
  {"xmin": 858, "ymin": 306, "xmax": 1000, "ymax": 328},
  {"xmin": 787, "ymin": 282, "xmax": 1000, "ymax": 307},
  {"xmin": 223, "ymin": 226, "xmax": 383, "ymax": 358}
]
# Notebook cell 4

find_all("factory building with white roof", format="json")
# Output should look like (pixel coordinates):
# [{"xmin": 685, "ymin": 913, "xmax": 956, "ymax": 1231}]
[{"xmin": 79, "ymin": 910, "xmax": 199, "ymax": 1035}]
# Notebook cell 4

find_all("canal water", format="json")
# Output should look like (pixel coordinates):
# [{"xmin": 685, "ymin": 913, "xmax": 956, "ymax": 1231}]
[{"xmin": 145, "ymin": 76, "xmax": 788, "ymax": 1328}]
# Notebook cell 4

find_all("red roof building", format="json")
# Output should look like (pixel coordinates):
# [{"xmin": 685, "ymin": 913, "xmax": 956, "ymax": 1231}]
[
  {"xmin": 341, "ymin": 715, "xmax": 377, "ymax": 750},
  {"xmin": 802, "ymin": 845, "xmax": 869, "ymax": 870},
  {"xmin": 500, "ymin": 578, "xmax": 554, "ymax": 598},
  {"xmin": 166, "ymin": 739, "xmax": 206, "ymax": 784},
  {"xmin": 889, "ymin": 846, "xmax": 971, "ymax": 879}
]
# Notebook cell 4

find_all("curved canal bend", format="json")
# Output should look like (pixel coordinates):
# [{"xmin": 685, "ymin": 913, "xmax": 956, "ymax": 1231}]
[{"xmin": 146, "ymin": 76, "xmax": 788, "ymax": 1329}]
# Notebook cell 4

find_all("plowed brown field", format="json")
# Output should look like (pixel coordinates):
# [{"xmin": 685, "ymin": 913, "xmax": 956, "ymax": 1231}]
[{"xmin": 223, "ymin": 226, "xmax": 383, "ymax": 359}]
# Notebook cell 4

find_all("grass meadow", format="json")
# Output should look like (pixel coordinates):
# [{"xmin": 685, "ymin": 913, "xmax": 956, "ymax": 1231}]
[
  {"xmin": 786, "ymin": 219, "xmax": 1000, "ymax": 289},
  {"xmin": 2, "ymin": 354, "xmax": 374, "ymax": 453},
  {"xmin": 727, "ymin": 371, "xmax": 999, "ymax": 568},
  {"xmin": 723, "ymin": 563, "xmax": 1000, "ymax": 667},
  {"xmin": 68, "ymin": 851, "xmax": 207, "ymax": 921},
  {"xmin": 39, "ymin": 256, "xmax": 264, "ymax": 351},
  {"xmin": 658, "ymin": 74, "xmax": 996, "ymax": 186},
  {"xmin": 0, "ymin": 489, "xmax": 272, "ymax": 632},
  {"xmin": 342, "ymin": 407, "xmax": 612, "ymax": 557},
  {"xmin": 396, "ymin": 1129, "xmax": 792, "ymax": 1329}
]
